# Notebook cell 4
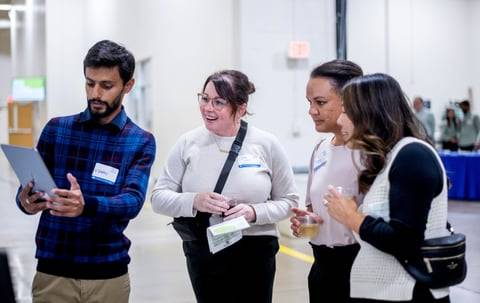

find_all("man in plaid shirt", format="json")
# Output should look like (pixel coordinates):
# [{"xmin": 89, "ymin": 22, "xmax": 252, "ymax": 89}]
[{"xmin": 16, "ymin": 40, "xmax": 156, "ymax": 303}]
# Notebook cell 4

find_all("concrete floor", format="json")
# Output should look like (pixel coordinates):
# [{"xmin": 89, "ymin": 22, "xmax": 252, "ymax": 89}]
[{"xmin": 0, "ymin": 157, "xmax": 479, "ymax": 302}]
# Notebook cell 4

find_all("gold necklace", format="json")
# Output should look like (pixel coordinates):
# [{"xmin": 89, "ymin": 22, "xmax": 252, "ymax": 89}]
[{"xmin": 212, "ymin": 135, "xmax": 230, "ymax": 153}]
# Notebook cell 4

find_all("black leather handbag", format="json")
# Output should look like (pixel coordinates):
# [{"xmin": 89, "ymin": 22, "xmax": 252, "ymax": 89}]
[
  {"xmin": 398, "ymin": 223, "xmax": 467, "ymax": 289},
  {"xmin": 171, "ymin": 120, "xmax": 248, "ymax": 242}
]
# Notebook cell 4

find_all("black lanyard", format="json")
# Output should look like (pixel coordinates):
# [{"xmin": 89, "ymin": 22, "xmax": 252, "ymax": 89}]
[
  {"xmin": 172, "ymin": 120, "xmax": 249, "ymax": 241},
  {"xmin": 195, "ymin": 119, "xmax": 248, "ymax": 226},
  {"xmin": 213, "ymin": 119, "xmax": 248, "ymax": 194}
]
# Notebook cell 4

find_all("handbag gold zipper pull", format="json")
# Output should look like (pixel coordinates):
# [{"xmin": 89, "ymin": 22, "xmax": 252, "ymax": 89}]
[{"xmin": 423, "ymin": 258, "xmax": 433, "ymax": 273}]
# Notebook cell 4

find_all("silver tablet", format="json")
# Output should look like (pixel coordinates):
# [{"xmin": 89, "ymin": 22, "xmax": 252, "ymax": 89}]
[{"xmin": 1, "ymin": 144, "xmax": 58, "ymax": 197}]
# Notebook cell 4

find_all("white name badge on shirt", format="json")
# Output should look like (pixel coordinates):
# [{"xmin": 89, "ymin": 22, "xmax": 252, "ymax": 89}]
[
  {"xmin": 313, "ymin": 150, "xmax": 328, "ymax": 172},
  {"xmin": 237, "ymin": 154, "xmax": 262, "ymax": 168},
  {"xmin": 92, "ymin": 163, "xmax": 119, "ymax": 185}
]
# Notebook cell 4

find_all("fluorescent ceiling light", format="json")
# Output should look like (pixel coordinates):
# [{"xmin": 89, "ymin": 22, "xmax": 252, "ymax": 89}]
[
  {"xmin": 0, "ymin": 4, "xmax": 26, "ymax": 11},
  {"xmin": 0, "ymin": 5, "xmax": 12, "ymax": 11}
]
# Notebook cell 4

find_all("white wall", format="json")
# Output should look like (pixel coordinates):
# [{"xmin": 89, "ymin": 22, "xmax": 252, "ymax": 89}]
[
  {"xmin": 238, "ymin": 0, "xmax": 336, "ymax": 166},
  {"xmin": 11, "ymin": 0, "xmax": 47, "ymax": 142},
  {"xmin": 0, "ymin": 30, "xmax": 11, "ymax": 106},
  {"xmin": 348, "ymin": 0, "xmax": 474, "ymax": 137},
  {"xmin": 0, "ymin": 49, "xmax": 10, "ymax": 107},
  {"xmin": 45, "ymin": 0, "xmax": 86, "ymax": 118},
  {"xmin": 469, "ymin": 0, "xmax": 480, "ymax": 116},
  {"xmin": 40, "ymin": 0, "xmax": 480, "ymax": 171},
  {"xmin": 347, "ymin": 0, "xmax": 387, "ymax": 73},
  {"xmin": 0, "ymin": 29, "xmax": 11, "ymax": 144},
  {"xmin": 45, "ymin": 0, "xmax": 236, "ymax": 171}
]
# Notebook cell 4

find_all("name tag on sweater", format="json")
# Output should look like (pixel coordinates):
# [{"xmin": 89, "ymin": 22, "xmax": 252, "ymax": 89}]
[
  {"xmin": 92, "ymin": 163, "xmax": 119, "ymax": 185},
  {"xmin": 313, "ymin": 150, "xmax": 328, "ymax": 172},
  {"xmin": 238, "ymin": 154, "xmax": 262, "ymax": 168}
]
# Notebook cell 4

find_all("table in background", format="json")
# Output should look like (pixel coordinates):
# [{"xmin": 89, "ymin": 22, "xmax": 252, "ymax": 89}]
[{"xmin": 439, "ymin": 151, "xmax": 480, "ymax": 201}]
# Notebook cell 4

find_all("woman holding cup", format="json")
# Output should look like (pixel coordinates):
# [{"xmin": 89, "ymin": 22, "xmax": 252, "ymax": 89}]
[
  {"xmin": 290, "ymin": 60, "xmax": 363, "ymax": 303},
  {"xmin": 325, "ymin": 73, "xmax": 449, "ymax": 302}
]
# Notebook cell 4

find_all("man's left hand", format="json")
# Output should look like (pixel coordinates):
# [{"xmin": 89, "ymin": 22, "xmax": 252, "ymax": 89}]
[{"xmin": 48, "ymin": 173, "xmax": 85, "ymax": 217}]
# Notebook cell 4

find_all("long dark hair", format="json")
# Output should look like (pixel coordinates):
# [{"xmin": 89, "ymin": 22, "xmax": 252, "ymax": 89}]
[
  {"xmin": 342, "ymin": 73, "xmax": 429, "ymax": 193},
  {"xmin": 445, "ymin": 108, "xmax": 459, "ymax": 129}
]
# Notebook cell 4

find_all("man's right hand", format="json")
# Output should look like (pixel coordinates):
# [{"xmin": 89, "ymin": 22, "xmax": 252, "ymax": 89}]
[
  {"xmin": 18, "ymin": 182, "xmax": 48, "ymax": 214},
  {"xmin": 193, "ymin": 192, "xmax": 229, "ymax": 215},
  {"xmin": 290, "ymin": 207, "xmax": 323, "ymax": 237}
]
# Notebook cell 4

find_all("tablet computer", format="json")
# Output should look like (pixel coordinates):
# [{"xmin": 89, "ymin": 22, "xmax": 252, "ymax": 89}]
[{"xmin": 1, "ymin": 144, "xmax": 57, "ymax": 198}]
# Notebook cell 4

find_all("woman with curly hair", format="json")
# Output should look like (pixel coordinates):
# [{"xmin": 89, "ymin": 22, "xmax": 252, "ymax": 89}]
[{"xmin": 324, "ymin": 73, "xmax": 450, "ymax": 302}]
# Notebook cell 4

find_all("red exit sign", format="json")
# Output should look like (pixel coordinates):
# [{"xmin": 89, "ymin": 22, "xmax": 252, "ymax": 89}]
[{"xmin": 288, "ymin": 41, "xmax": 310, "ymax": 59}]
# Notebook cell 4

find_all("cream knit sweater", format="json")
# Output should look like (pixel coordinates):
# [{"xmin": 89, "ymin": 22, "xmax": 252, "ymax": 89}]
[
  {"xmin": 350, "ymin": 137, "xmax": 450, "ymax": 301},
  {"xmin": 151, "ymin": 125, "xmax": 299, "ymax": 237}
]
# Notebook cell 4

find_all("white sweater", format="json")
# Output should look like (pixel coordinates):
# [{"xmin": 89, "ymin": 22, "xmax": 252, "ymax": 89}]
[
  {"xmin": 350, "ymin": 137, "xmax": 449, "ymax": 300},
  {"xmin": 151, "ymin": 125, "xmax": 299, "ymax": 237}
]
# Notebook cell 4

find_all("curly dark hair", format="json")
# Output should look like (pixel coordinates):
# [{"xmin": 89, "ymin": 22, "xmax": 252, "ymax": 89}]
[{"xmin": 342, "ymin": 73, "xmax": 429, "ymax": 193}]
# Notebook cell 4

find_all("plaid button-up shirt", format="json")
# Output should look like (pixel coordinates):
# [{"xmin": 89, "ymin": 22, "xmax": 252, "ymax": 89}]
[{"xmin": 17, "ymin": 108, "xmax": 156, "ymax": 278}]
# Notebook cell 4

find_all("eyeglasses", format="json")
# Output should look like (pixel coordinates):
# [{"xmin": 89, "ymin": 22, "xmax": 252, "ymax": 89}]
[{"xmin": 197, "ymin": 93, "xmax": 229, "ymax": 110}]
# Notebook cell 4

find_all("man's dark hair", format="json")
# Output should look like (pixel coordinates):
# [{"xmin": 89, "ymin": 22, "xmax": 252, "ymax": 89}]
[
  {"xmin": 83, "ymin": 40, "xmax": 135, "ymax": 84},
  {"xmin": 310, "ymin": 60, "xmax": 363, "ymax": 93},
  {"xmin": 460, "ymin": 100, "xmax": 470, "ymax": 108}
]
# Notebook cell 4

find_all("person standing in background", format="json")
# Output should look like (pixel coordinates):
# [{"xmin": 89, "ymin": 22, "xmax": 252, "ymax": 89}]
[
  {"xmin": 439, "ymin": 107, "xmax": 460, "ymax": 151},
  {"xmin": 458, "ymin": 100, "xmax": 480, "ymax": 151},
  {"xmin": 16, "ymin": 40, "xmax": 156, "ymax": 303},
  {"xmin": 413, "ymin": 96, "xmax": 436, "ymax": 141},
  {"xmin": 290, "ymin": 60, "xmax": 363, "ymax": 303}
]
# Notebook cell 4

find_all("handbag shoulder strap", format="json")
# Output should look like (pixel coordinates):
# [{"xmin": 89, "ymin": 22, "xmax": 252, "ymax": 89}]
[
  {"xmin": 195, "ymin": 120, "xmax": 248, "ymax": 228},
  {"xmin": 213, "ymin": 119, "xmax": 248, "ymax": 194}
]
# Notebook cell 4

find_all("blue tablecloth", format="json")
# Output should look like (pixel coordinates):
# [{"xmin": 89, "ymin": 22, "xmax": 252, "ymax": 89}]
[{"xmin": 439, "ymin": 151, "xmax": 480, "ymax": 201}]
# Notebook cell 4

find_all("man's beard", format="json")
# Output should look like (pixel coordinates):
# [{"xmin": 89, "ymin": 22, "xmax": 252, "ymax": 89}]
[{"xmin": 88, "ymin": 92, "xmax": 123, "ymax": 120}]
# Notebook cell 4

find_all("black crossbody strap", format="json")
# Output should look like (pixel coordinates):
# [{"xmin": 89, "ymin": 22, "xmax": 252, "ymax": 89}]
[
  {"xmin": 213, "ymin": 119, "xmax": 248, "ymax": 194},
  {"xmin": 172, "ymin": 120, "xmax": 248, "ymax": 241}
]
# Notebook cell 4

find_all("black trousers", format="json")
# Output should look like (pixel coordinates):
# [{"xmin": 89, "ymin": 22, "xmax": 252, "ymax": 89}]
[
  {"xmin": 350, "ymin": 283, "xmax": 450, "ymax": 303},
  {"xmin": 183, "ymin": 235, "xmax": 279, "ymax": 303},
  {"xmin": 441, "ymin": 141, "xmax": 458, "ymax": 151},
  {"xmin": 459, "ymin": 144, "xmax": 474, "ymax": 151},
  {"xmin": 308, "ymin": 243, "xmax": 360, "ymax": 303}
]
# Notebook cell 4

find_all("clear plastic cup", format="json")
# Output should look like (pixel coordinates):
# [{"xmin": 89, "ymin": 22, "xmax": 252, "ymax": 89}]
[
  {"xmin": 298, "ymin": 215, "xmax": 319, "ymax": 238},
  {"xmin": 335, "ymin": 186, "xmax": 355, "ymax": 200}
]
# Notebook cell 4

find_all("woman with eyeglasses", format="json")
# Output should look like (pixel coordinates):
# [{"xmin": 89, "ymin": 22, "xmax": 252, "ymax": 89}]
[
  {"xmin": 151, "ymin": 70, "xmax": 299, "ymax": 303},
  {"xmin": 324, "ymin": 73, "xmax": 450, "ymax": 302}
]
